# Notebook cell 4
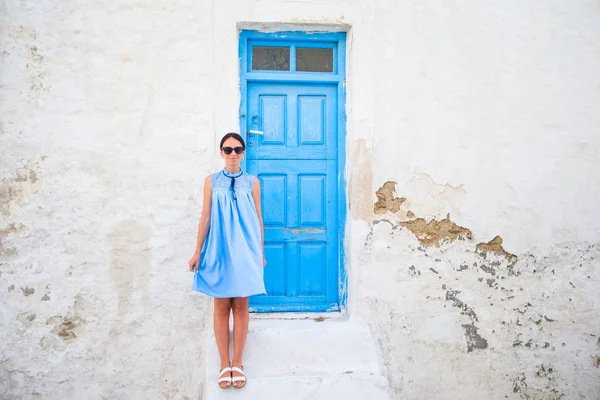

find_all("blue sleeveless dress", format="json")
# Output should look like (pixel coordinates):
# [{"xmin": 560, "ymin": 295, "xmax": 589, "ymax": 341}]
[{"xmin": 192, "ymin": 169, "xmax": 266, "ymax": 298}]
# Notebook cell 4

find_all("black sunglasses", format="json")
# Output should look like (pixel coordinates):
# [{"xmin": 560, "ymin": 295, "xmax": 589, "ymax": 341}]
[{"xmin": 221, "ymin": 146, "xmax": 245, "ymax": 155}]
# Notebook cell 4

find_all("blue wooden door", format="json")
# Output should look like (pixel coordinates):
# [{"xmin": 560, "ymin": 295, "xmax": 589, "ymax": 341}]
[
  {"xmin": 240, "ymin": 31, "xmax": 346, "ymax": 312},
  {"xmin": 246, "ymin": 82, "xmax": 340, "ymax": 312}
]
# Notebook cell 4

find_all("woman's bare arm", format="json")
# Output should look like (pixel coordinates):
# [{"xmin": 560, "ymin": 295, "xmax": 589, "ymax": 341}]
[{"xmin": 188, "ymin": 175, "xmax": 212, "ymax": 271}]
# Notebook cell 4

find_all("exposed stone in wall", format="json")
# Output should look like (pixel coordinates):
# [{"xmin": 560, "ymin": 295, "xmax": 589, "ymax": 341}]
[
  {"xmin": 477, "ymin": 235, "xmax": 518, "ymax": 262},
  {"xmin": 372, "ymin": 181, "xmax": 472, "ymax": 248},
  {"xmin": 374, "ymin": 181, "xmax": 405, "ymax": 215},
  {"xmin": 399, "ymin": 215, "xmax": 472, "ymax": 247}
]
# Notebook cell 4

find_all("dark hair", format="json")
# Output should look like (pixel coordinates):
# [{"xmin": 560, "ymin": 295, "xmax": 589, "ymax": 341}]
[{"xmin": 220, "ymin": 132, "xmax": 245, "ymax": 149}]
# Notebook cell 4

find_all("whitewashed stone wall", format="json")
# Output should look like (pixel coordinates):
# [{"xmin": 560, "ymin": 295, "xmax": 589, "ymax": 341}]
[{"xmin": 1, "ymin": 0, "xmax": 599, "ymax": 399}]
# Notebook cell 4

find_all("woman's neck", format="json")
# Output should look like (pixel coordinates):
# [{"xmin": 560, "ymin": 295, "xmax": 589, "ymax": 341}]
[{"xmin": 224, "ymin": 165, "xmax": 241, "ymax": 173}]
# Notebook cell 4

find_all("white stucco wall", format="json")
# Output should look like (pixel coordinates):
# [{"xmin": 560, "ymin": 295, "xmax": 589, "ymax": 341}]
[{"xmin": 1, "ymin": 0, "xmax": 599, "ymax": 399}]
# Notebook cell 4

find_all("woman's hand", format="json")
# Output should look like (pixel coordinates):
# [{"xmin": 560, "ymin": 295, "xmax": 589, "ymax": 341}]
[{"xmin": 188, "ymin": 253, "xmax": 200, "ymax": 272}]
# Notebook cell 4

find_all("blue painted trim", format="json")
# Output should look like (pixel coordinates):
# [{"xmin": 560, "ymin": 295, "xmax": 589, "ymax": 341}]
[
  {"xmin": 240, "ymin": 30, "xmax": 346, "ymax": 42},
  {"xmin": 336, "ymin": 35, "xmax": 348, "ymax": 312},
  {"xmin": 250, "ymin": 41, "xmax": 337, "ymax": 49},
  {"xmin": 245, "ymin": 72, "xmax": 343, "ymax": 83},
  {"xmin": 249, "ymin": 40, "xmax": 337, "ymax": 48},
  {"xmin": 289, "ymin": 44, "xmax": 297, "ymax": 72},
  {"xmin": 250, "ymin": 304, "xmax": 340, "ymax": 313},
  {"xmin": 239, "ymin": 33, "xmax": 249, "ymax": 172},
  {"xmin": 239, "ymin": 29, "xmax": 348, "ymax": 312}
]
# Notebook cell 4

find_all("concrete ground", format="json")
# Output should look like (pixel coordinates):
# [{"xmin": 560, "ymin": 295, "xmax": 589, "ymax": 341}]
[{"xmin": 203, "ymin": 316, "xmax": 391, "ymax": 399}]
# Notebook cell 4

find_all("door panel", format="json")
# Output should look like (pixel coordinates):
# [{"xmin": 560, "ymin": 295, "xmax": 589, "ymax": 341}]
[
  {"xmin": 246, "ymin": 84, "xmax": 337, "ymax": 160},
  {"xmin": 263, "ymin": 243, "xmax": 286, "ymax": 296},
  {"xmin": 298, "ymin": 96, "xmax": 326, "ymax": 145},
  {"xmin": 246, "ymin": 82, "xmax": 339, "ymax": 312},
  {"xmin": 299, "ymin": 174, "xmax": 326, "ymax": 226}
]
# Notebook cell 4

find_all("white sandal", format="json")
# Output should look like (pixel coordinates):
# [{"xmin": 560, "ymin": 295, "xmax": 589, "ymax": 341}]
[
  {"xmin": 231, "ymin": 366, "xmax": 246, "ymax": 389},
  {"xmin": 218, "ymin": 367, "xmax": 232, "ymax": 389}
]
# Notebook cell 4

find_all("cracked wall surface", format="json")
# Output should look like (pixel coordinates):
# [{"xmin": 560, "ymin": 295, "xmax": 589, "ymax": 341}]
[
  {"xmin": 2, "ymin": 0, "xmax": 600, "ymax": 399},
  {"xmin": 1, "ymin": 0, "xmax": 218, "ymax": 398},
  {"xmin": 356, "ymin": 169, "xmax": 600, "ymax": 400},
  {"xmin": 356, "ymin": 218, "xmax": 600, "ymax": 399},
  {"xmin": 358, "ymin": 175, "xmax": 600, "ymax": 399}
]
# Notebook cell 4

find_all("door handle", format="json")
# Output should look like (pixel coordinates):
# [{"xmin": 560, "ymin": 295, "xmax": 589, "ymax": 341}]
[
  {"xmin": 248, "ymin": 115, "xmax": 263, "ymax": 136},
  {"xmin": 249, "ymin": 115, "xmax": 262, "ymax": 135}
]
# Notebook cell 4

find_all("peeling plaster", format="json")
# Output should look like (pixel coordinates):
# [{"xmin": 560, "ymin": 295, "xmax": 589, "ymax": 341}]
[
  {"xmin": 1, "ymin": 0, "xmax": 599, "ymax": 398},
  {"xmin": 374, "ymin": 181, "xmax": 405, "ymax": 214},
  {"xmin": 50, "ymin": 319, "xmax": 79, "ymax": 341},
  {"xmin": 366, "ymin": 168, "xmax": 595, "ymax": 397},
  {"xmin": 372, "ymin": 176, "xmax": 467, "ymax": 225},
  {"xmin": 445, "ymin": 288, "xmax": 479, "ymax": 322},
  {"xmin": 461, "ymin": 323, "xmax": 489, "ymax": 352},
  {"xmin": 400, "ymin": 173, "xmax": 467, "ymax": 221},
  {"xmin": 477, "ymin": 235, "xmax": 518, "ymax": 262},
  {"xmin": 400, "ymin": 215, "xmax": 472, "ymax": 247},
  {"xmin": 358, "ymin": 216, "xmax": 600, "ymax": 399}
]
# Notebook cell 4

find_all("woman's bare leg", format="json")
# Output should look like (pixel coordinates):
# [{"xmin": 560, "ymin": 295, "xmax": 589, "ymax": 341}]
[
  {"xmin": 231, "ymin": 297, "xmax": 249, "ymax": 387},
  {"xmin": 214, "ymin": 298, "xmax": 233, "ymax": 388}
]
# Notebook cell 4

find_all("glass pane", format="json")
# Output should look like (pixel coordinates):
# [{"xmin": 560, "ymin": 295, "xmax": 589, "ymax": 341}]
[
  {"xmin": 296, "ymin": 48, "xmax": 333, "ymax": 72},
  {"xmin": 252, "ymin": 46, "xmax": 290, "ymax": 71}
]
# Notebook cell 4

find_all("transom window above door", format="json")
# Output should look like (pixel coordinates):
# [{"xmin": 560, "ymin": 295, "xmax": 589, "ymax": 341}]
[{"xmin": 248, "ymin": 42, "xmax": 337, "ymax": 73}]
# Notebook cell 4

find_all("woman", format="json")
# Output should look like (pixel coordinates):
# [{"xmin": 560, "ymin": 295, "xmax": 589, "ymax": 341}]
[{"xmin": 188, "ymin": 132, "xmax": 266, "ymax": 389}]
